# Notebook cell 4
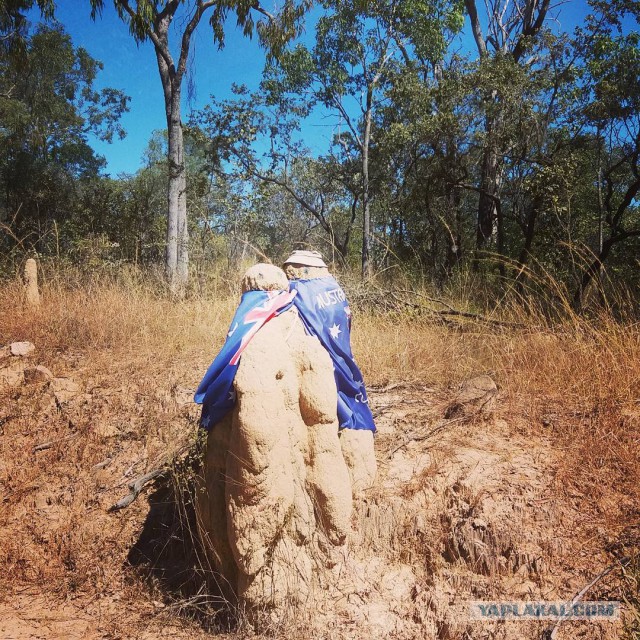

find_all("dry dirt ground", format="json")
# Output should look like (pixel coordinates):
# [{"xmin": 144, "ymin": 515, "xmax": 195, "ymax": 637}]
[{"xmin": 0, "ymin": 342, "xmax": 630, "ymax": 639}]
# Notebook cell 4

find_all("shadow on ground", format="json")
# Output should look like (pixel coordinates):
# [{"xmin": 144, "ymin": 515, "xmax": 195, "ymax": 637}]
[{"xmin": 126, "ymin": 477, "xmax": 236, "ymax": 632}]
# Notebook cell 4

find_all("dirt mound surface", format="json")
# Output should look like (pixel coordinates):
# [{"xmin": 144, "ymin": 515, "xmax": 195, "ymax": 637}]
[{"xmin": 0, "ymin": 346, "xmax": 628, "ymax": 638}]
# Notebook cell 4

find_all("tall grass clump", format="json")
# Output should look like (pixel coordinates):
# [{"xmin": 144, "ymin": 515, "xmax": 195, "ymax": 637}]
[
  {"xmin": 0, "ymin": 261, "xmax": 240, "ymax": 365},
  {"xmin": 349, "ymin": 262, "xmax": 640, "ymax": 569}
]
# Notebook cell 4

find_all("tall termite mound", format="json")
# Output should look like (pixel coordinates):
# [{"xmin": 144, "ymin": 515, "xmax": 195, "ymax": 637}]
[{"xmin": 196, "ymin": 263, "xmax": 362, "ymax": 613}]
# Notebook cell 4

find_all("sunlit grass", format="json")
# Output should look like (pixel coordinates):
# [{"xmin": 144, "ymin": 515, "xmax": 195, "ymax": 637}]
[{"xmin": 1, "ymin": 262, "xmax": 639, "ymax": 632}]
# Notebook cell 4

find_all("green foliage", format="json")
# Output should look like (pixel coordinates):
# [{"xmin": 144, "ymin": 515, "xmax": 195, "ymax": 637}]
[
  {"xmin": 0, "ymin": 22, "xmax": 129, "ymax": 257},
  {"xmin": 191, "ymin": 87, "xmax": 363, "ymax": 262},
  {"xmin": 585, "ymin": 32, "xmax": 640, "ymax": 121},
  {"xmin": 267, "ymin": 0, "xmax": 463, "ymax": 112},
  {"xmin": 88, "ymin": 0, "xmax": 311, "ymax": 58},
  {"xmin": 2, "ymin": 0, "xmax": 640, "ymax": 310},
  {"xmin": 0, "ymin": 0, "xmax": 53, "ymax": 55}
]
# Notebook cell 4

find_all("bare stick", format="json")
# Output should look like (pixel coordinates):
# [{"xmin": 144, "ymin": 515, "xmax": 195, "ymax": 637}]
[
  {"xmin": 367, "ymin": 283, "xmax": 524, "ymax": 328},
  {"xmin": 386, "ymin": 416, "xmax": 466, "ymax": 459},
  {"xmin": 108, "ymin": 468, "xmax": 166, "ymax": 512},
  {"xmin": 91, "ymin": 458, "xmax": 113, "ymax": 471},
  {"xmin": 543, "ymin": 556, "xmax": 630, "ymax": 639},
  {"xmin": 33, "ymin": 433, "xmax": 79, "ymax": 452}
]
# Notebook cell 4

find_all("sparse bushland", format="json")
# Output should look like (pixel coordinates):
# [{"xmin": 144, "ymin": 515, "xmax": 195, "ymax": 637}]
[{"xmin": 0, "ymin": 261, "xmax": 639, "ymax": 637}]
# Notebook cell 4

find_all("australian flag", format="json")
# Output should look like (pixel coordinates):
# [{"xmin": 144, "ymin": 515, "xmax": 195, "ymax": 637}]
[
  {"xmin": 290, "ymin": 276, "xmax": 376, "ymax": 432},
  {"xmin": 194, "ymin": 289, "xmax": 296, "ymax": 430}
]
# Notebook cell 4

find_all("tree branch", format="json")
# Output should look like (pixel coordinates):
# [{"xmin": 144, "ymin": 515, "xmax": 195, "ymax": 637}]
[
  {"xmin": 465, "ymin": 0, "xmax": 488, "ymax": 57},
  {"xmin": 233, "ymin": 154, "xmax": 331, "ymax": 232},
  {"xmin": 251, "ymin": 1, "xmax": 274, "ymax": 21},
  {"xmin": 330, "ymin": 95, "xmax": 363, "ymax": 149},
  {"xmin": 108, "ymin": 468, "xmax": 166, "ymax": 512},
  {"xmin": 512, "ymin": 0, "xmax": 551, "ymax": 62},
  {"xmin": 176, "ymin": 1, "xmax": 216, "ymax": 84},
  {"xmin": 119, "ymin": 0, "xmax": 174, "ymax": 71}
]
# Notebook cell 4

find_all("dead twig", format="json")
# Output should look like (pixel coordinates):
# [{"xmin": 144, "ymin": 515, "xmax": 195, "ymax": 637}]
[
  {"xmin": 108, "ymin": 468, "xmax": 166, "ymax": 512},
  {"xmin": 542, "ymin": 556, "xmax": 630, "ymax": 639},
  {"xmin": 436, "ymin": 308, "xmax": 520, "ymax": 327},
  {"xmin": 91, "ymin": 457, "xmax": 113, "ymax": 471},
  {"xmin": 386, "ymin": 416, "xmax": 466, "ymax": 459},
  {"xmin": 107, "ymin": 439, "xmax": 194, "ymax": 512},
  {"xmin": 360, "ymin": 283, "xmax": 524, "ymax": 328},
  {"xmin": 372, "ymin": 404, "xmax": 392, "ymax": 418},
  {"xmin": 368, "ymin": 382, "xmax": 436, "ymax": 394},
  {"xmin": 33, "ymin": 433, "xmax": 79, "ymax": 452}
]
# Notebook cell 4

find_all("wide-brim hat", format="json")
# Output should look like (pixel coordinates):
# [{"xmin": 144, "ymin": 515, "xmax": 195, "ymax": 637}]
[{"xmin": 283, "ymin": 250, "xmax": 327, "ymax": 268}]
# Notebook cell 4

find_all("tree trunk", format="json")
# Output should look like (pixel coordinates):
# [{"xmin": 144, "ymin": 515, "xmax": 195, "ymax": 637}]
[
  {"xmin": 464, "ymin": 0, "xmax": 553, "ymax": 269},
  {"xmin": 495, "ymin": 183, "xmax": 505, "ymax": 277},
  {"xmin": 338, "ymin": 192, "xmax": 358, "ymax": 260},
  {"xmin": 444, "ymin": 186, "xmax": 462, "ymax": 278},
  {"xmin": 157, "ymin": 56, "xmax": 188, "ymax": 295},
  {"xmin": 573, "ymin": 235, "xmax": 615, "ymax": 311},
  {"xmin": 361, "ymin": 107, "xmax": 372, "ymax": 280},
  {"xmin": 474, "ymin": 111, "xmax": 503, "ymax": 274},
  {"xmin": 514, "ymin": 199, "xmax": 540, "ymax": 295},
  {"xmin": 476, "ymin": 137, "xmax": 498, "ymax": 250},
  {"xmin": 167, "ymin": 93, "xmax": 188, "ymax": 291},
  {"xmin": 152, "ymin": 7, "xmax": 193, "ymax": 296}
]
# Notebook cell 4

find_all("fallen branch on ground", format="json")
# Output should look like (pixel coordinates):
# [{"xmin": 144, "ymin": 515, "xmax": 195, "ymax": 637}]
[
  {"xmin": 108, "ymin": 468, "xmax": 166, "ymax": 512},
  {"xmin": 33, "ymin": 433, "xmax": 79, "ymax": 452},
  {"xmin": 542, "ymin": 556, "xmax": 631, "ymax": 639},
  {"xmin": 107, "ymin": 439, "xmax": 195, "ymax": 512},
  {"xmin": 348, "ymin": 283, "xmax": 525, "ymax": 328},
  {"xmin": 386, "ymin": 416, "xmax": 466, "ymax": 460},
  {"xmin": 91, "ymin": 457, "xmax": 112, "ymax": 471}
]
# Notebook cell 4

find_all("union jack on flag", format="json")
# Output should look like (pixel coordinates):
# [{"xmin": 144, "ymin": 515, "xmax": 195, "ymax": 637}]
[
  {"xmin": 194, "ymin": 288, "xmax": 296, "ymax": 430},
  {"xmin": 229, "ymin": 290, "xmax": 297, "ymax": 365}
]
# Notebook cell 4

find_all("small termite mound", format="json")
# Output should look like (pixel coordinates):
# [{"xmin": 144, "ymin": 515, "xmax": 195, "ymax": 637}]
[{"xmin": 24, "ymin": 258, "xmax": 40, "ymax": 308}]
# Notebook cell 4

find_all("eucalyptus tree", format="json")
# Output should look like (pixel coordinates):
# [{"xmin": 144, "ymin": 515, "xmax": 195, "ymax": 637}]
[
  {"xmin": 571, "ymin": 0, "xmax": 640, "ymax": 306},
  {"xmin": 192, "ymin": 84, "xmax": 363, "ymax": 261},
  {"xmin": 89, "ymin": 0, "xmax": 310, "ymax": 293},
  {"xmin": 1, "ymin": 0, "xmax": 54, "ymax": 116},
  {"xmin": 0, "ymin": 0, "xmax": 53, "ymax": 53},
  {"xmin": 373, "ymin": 53, "xmax": 476, "ymax": 280},
  {"xmin": 0, "ymin": 24, "xmax": 128, "ymax": 254},
  {"xmin": 260, "ymin": 0, "xmax": 463, "ymax": 278},
  {"xmin": 463, "ymin": 0, "xmax": 554, "ymax": 260}
]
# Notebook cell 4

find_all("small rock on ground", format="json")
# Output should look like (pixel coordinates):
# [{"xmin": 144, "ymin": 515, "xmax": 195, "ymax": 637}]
[{"xmin": 10, "ymin": 342, "xmax": 36, "ymax": 357}]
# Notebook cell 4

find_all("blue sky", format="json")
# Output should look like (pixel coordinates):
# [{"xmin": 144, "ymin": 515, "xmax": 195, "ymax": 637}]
[
  {"xmin": 29, "ymin": 1, "xmax": 598, "ymax": 176},
  {"xmin": 34, "ymin": 2, "xmax": 277, "ymax": 175}
]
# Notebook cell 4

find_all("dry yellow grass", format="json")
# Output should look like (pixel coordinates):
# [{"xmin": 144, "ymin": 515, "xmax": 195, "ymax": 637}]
[{"xmin": 1, "ymin": 265, "xmax": 639, "ymax": 636}]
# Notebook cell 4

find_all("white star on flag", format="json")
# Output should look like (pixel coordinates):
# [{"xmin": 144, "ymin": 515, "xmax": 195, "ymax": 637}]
[
  {"xmin": 329, "ymin": 323, "xmax": 342, "ymax": 340},
  {"xmin": 228, "ymin": 389, "xmax": 236, "ymax": 402}
]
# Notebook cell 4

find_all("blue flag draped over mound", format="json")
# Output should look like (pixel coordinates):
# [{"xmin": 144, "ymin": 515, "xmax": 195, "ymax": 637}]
[
  {"xmin": 290, "ymin": 276, "xmax": 376, "ymax": 432},
  {"xmin": 194, "ymin": 289, "xmax": 296, "ymax": 430}
]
